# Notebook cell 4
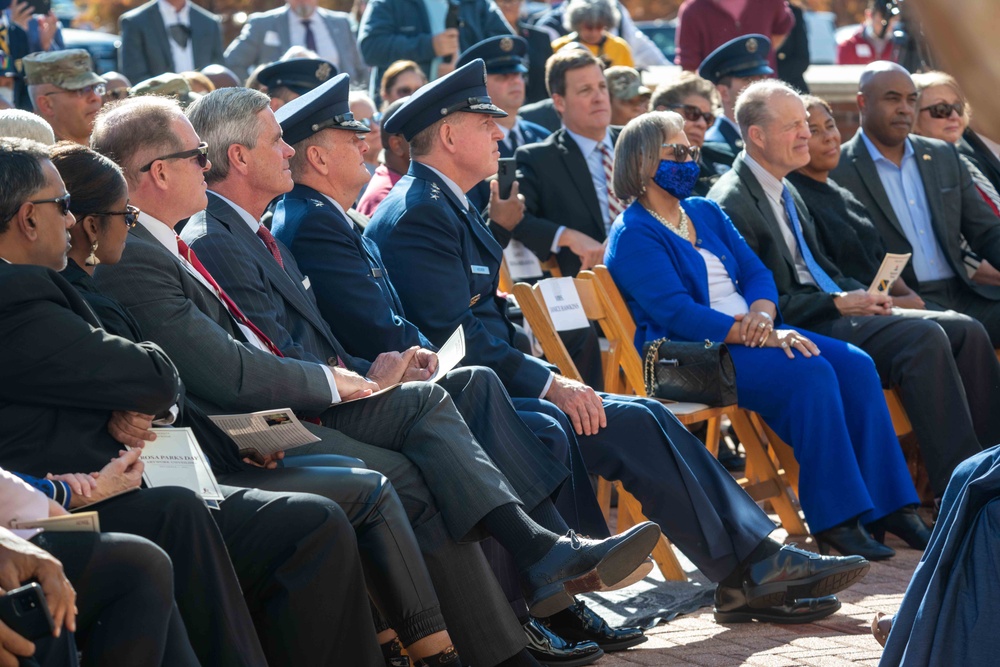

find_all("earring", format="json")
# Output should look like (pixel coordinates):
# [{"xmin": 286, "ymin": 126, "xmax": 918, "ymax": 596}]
[{"xmin": 85, "ymin": 240, "xmax": 100, "ymax": 267}]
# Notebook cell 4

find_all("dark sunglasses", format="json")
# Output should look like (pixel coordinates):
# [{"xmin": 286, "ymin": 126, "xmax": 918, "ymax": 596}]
[
  {"xmin": 666, "ymin": 103, "xmax": 715, "ymax": 126},
  {"xmin": 661, "ymin": 143, "xmax": 701, "ymax": 163},
  {"xmin": 30, "ymin": 193, "xmax": 72, "ymax": 216},
  {"xmin": 920, "ymin": 102, "xmax": 964, "ymax": 119},
  {"xmin": 139, "ymin": 142, "xmax": 209, "ymax": 173},
  {"xmin": 82, "ymin": 203, "xmax": 141, "ymax": 229}
]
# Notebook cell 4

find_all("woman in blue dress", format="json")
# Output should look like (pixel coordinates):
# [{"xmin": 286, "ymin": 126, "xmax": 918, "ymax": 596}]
[{"xmin": 604, "ymin": 110, "xmax": 929, "ymax": 560}]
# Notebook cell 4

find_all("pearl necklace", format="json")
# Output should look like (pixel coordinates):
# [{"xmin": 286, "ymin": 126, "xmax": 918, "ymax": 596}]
[{"xmin": 644, "ymin": 205, "xmax": 690, "ymax": 240}]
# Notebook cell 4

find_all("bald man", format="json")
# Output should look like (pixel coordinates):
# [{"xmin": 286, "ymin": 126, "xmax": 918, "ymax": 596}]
[{"xmin": 832, "ymin": 61, "xmax": 1000, "ymax": 346}]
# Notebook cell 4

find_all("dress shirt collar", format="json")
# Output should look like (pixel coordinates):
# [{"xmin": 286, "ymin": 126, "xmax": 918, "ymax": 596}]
[
  {"xmin": 319, "ymin": 192, "xmax": 349, "ymax": 219},
  {"xmin": 418, "ymin": 162, "xmax": 469, "ymax": 210},
  {"xmin": 564, "ymin": 126, "xmax": 614, "ymax": 160},
  {"xmin": 136, "ymin": 211, "xmax": 183, "ymax": 258},
  {"xmin": 209, "ymin": 190, "xmax": 261, "ymax": 235},
  {"xmin": 859, "ymin": 127, "xmax": 914, "ymax": 168},
  {"xmin": 743, "ymin": 153, "xmax": 786, "ymax": 207},
  {"xmin": 158, "ymin": 0, "xmax": 190, "ymax": 25}
]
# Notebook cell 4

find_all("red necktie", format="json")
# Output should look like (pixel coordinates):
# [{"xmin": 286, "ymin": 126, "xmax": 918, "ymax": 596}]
[
  {"xmin": 256, "ymin": 224, "xmax": 285, "ymax": 269},
  {"xmin": 176, "ymin": 236, "xmax": 285, "ymax": 357},
  {"xmin": 599, "ymin": 143, "xmax": 626, "ymax": 232}
]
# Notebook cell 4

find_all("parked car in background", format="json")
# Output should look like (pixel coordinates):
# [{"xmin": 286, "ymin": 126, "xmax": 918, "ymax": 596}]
[
  {"xmin": 62, "ymin": 29, "xmax": 121, "ymax": 75},
  {"xmin": 634, "ymin": 19, "xmax": 677, "ymax": 63}
]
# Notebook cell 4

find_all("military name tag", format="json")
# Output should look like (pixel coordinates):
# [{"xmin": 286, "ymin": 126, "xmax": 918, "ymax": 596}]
[{"xmin": 471, "ymin": 265, "xmax": 490, "ymax": 275}]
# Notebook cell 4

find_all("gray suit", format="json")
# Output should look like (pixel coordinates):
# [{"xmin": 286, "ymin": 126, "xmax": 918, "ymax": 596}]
[
  {"xmin": 709, "ymin": 156, "xmax": 990, "ymax": 495},
  {"xmin": 118, "ymin": 0, "xmax": 224, "ymax": 83},
  {"xmin": 224, "ymin": 5, "xmax": 367, "ymax": 81},
  {"xmin": 832, "ymin": 132, "xmax": 1000, "ymax": 344},
  {"xmin": 94, "ymin": 219, "xmax": 529, "ymax": 666}
]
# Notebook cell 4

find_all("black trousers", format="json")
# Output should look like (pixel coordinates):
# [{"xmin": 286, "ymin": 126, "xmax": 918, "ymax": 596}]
[
  {"xmin": 921, "ymin": 277, "xmax": 1000, "ymax": 346},
  {"xmin": 92, "ymin": 485, "xmax": 382, "ymax": 666},
  {"xmin": 28, "ymin": 531, "xmax": 197, "ymax": 667},
  {"xmin": 810, "ymin": 307, "xmax": 999, "ymax": 494}
]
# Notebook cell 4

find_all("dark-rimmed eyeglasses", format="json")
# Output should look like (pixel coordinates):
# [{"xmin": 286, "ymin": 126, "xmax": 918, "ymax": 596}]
[
  {"xmin": 661, "ymin": 143, "xmax": 701, "ymax": 163},
  {"xmin": 139, "ymin": 142, "xmax": 209, "ymax": 173},
  {"xmin": 42, "ymin": 83, "xmax": 106, "ymax": 99},
  {"xmin": 30, "ymin": 193, "xmax": 72, "ymax": 216},
  {"xmin": 920, "ymin": 102, "xmax": 964, "ymax": 119},
  {"xmin": 666, "ymin": 103, "xmax": 715, "ymax": 126},
  {"xmin": 79, "ymin": 203, "xmax": 141, "ymax": 229}
]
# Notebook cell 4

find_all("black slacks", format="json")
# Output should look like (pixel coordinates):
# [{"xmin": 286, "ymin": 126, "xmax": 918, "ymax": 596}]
[{"xmin": 809, "ymin": 307, "xmax": 998, "ymax": 494}]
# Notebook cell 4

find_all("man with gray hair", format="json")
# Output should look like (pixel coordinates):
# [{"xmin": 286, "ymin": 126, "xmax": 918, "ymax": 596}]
[
  {"xmin": 23, "ymin": 49, "xmax": 104, "ymax": 145},
  {"xmin": 708, "ymin": 78, "xmax": 997, "ymax": 508},
  {"xmin": 0, "ymin": 108, "xmax": 55, "ymax": 144}
]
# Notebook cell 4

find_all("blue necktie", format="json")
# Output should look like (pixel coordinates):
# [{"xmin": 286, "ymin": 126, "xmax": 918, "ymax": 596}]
[{"xmin": 781, "ymin": 185, "xmax": 841, "ymax": 293}]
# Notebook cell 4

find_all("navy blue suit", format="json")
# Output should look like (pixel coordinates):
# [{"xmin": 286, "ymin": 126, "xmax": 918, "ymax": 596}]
[
  {"xmin": 605, "ymin": 198, "xmax": 918, "ymax": 532},
  {"xmin": 704, "ymin": 116, "xmax": 743, "ymax": 154},
  {"xmin": 366, "ymin": 161, "xmax": 780, "ymax": 582}
]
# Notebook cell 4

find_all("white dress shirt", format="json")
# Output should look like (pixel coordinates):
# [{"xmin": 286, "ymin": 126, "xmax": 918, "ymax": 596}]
[
  {"xmin": 157, "ymin": 0, "xmax": 194, "ymax": 73},
  {"xmin": 288, "ymin": 8, "xmax": 340, "ymax": 69}
]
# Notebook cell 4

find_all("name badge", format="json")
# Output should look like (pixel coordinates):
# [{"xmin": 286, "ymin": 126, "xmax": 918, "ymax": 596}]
[
  {"xmin": 264, "ymin": 30, "xmax": 282, "ymax": 47},
  {"xmin": 471, "ymin": 265, "xmax": 490, "ymax": 275},
  {"xmin": 371, "ymin": 267, "xmax": 383, "ymax": 279},
  {"xmin": 302, "ymin": 276, "xmax": 311, "ymax": 290}
]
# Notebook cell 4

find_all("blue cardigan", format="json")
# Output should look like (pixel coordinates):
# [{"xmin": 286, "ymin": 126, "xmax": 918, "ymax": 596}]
[{"xmin": 605, "ymin": 197, "xmax": 780, "ymax": 350}]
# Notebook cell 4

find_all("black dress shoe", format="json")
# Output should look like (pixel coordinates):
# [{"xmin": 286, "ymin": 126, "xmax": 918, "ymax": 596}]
[
  {"xmin": 545, "ymin": 600, "xmax": 647, "ymax": 652},
  {"xmin": 814, "ymin": 519, "xmax": 895, "ymax": 561},
  {"xmin": 523, "ymin": 618, "xmax": 603, "ymax": 667},
  {"xmin": 521, "ymin": 522, "xmax": 660, "ymax": 617},
  {"xmin": 866, "ymin": 506, "xmax": 932, "ymax": 550},
  {"xmin": 714, "ymin": 585, "xmax": 841, "ymax": 624},
  {"xmin": 741, "ymin": 543, "xmax": 870, "ymax": 608}
]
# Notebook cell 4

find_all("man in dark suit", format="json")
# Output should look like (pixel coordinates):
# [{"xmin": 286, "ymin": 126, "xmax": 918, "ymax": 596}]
[
  {"xmin": 0, "ymin": 136, "xmax": 387, "ymax": 667},
  {"xmin": 118, "ymin": 0, "xmax": 224, "ymax": 84},
  {"xmin": 831, "ymin": 61, "xmax": 1000, "ymax": 344},
  {"xmin": 960, "ymin": 125, "xmax": 1000, "ymax": 195},
  {"xmin": 707, "ymin": 79, "xmax": 994, "ymax": 501},
  {"xmin": 91, "ymin": 90, "xmax": 657, "ymax": 667},
  {"xmin": 223, "ymin": 0, "xmax": 366, "ymax": 81},
  {"xmin": 366, "ymin": 57, "xmax": 872, "ymax": 626},
  {"xmin": 513, "ymin": 49, "xmax": 618, "ymax": 278}
]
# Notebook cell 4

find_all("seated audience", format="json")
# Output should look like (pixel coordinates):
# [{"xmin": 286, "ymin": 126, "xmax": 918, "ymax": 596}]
[
  {"xmin": 605, "ymin": 66, "xmax": 649, "ymax": 127},
  {"xmin": 551, "ymin": 0, "xmax": 634, "ymax": 68},
  {"xmin": 364, "ymin": 58, "xmax": 872, "ymax": 626},
  {"xmin": 605, "ymin": 109, "xmax": 923, "ymax": 559},
  {"xmin": 0, "ymin": 464, "xmax": 199, "ymax": 666},
  {"xmin": 379, "ymin": 60, "xmax": 428, "ymax": 108},
  {"xmin": 911, "ymin": 71, "xmax": 1000, "ymax": 286},
  {"xmin": 0, "ymin": 108, "xmax": 55, "ymax": 144},
  {"xmin": 831, "ymin": 61, "xmax": 1000, "ymax": 345},
  {"xmin": 708, "ymin": 79, "xmax": 997, "ymax": 515},
  {"xmin": 24, "ymin": 50, "xmax": 104, "ymax": 146},
  {"xmin": 649, "ymin": 71, "xmax": 735, "ymax": 196},
  {"xmin": 255, "ymin": 57, "xmax": 339, "ymax": 110}
]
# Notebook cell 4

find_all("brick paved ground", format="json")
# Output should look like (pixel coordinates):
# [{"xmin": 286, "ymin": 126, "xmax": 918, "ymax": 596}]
[{"xmin": 596, "ymin": 529, "xmax": 920, "ymax": 667}]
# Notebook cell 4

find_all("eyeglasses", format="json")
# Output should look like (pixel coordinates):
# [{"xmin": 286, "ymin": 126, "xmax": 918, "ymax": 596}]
[
  {"xmin": 30, "ymin": 193, "xmax": 72, "ymax": 216},
  {"xmin": 139, "ymin": 142, "xmax": 209, "ymax": 173},
  {"xmin": 666, "ymin": 104, "xmax": 715, "ymax": 126},
  {"xmin": 661, "ymin": 143, "xmax": 701, "ymax": 163},
  {"xmin": 81, "ymin": 203, "xmax": 141, "ymax": 229},
  {"xmin": 42, "ymin": 83, "xmax": 106, "ymax": 99},
  {"xmin": 103, "ymin": 87, "xmax": 130, "ymax": 102},
  {"xmin": 920, "ymin": 102, "xmax": 964, "ymax": 119}
]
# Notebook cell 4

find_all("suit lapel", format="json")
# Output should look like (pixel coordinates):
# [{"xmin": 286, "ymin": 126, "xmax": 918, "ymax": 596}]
[
  {"xmin": 846, "ymin": 133, "xmax": 906, "ymax": 239},
  {"xmin": 733, "ymin": 158, "xmax": 798, "ymax": 273},
  {"xmin": 147, "ymin": 6, "xmax": 173, "ymax": 71},
  {"xmin": 555, "ymin": 129, "xmax": 604, "ymax": 238},
  {"xmin": 911, "ymin": 137, "xmax": 950, "ymax": 249},
  {"xmin": 190, "ymin": 10, "xmax": 210, "ymax": 69}
]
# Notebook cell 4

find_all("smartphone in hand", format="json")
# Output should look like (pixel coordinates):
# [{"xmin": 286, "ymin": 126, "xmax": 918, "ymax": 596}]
[
  {"xmin": 497, "ymin": 158, "xmax": 516, "ymax": 200},
  {"xmin": 0, "ymin": 583, "xmax": 55, "ymax": 641}
]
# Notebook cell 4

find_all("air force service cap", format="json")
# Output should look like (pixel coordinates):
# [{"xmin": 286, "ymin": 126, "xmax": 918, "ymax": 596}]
[
  {"xmin": 257, "ymin": 58, "xmax": 338, "ymax": 95},
  {"xmin": 275, "ymin": 73, "xmax": 369, "ymax": 145},
  {"xmin": 697, "ymin": 34, "xmax": 773, "ymax": 84},
  {"xmin": 456, "ymin": 35, "xmax": 529, "ymax": 74},
  {"xmin": 382, "ymin": 58, "xmax": 507, "ymax": 142}
]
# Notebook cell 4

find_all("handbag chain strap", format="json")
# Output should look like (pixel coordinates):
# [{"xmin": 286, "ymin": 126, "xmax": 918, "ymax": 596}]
[{"xmin": 643, "ymin": 338, "xmax": 716, "ymax": 396}]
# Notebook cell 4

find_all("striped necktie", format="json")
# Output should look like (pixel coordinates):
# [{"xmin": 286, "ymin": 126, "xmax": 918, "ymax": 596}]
[{"xmin": 599, "ymin": 143, "xmax": 626, "ymax": 231}]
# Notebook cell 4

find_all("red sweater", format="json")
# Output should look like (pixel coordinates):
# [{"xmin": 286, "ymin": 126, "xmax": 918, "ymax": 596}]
[
  {"xmin": 356, "ymin": 164, "xmax": 403, "ymax": 218},
  {"xmin": 836, "ymin": 27, "xmax": 896, "ymax": 65},
  {"xmin": 675, "ymin": 0, "xmax": 794, "ymax": 72}
]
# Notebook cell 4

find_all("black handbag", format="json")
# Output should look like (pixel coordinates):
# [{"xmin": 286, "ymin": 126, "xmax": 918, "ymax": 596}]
[{"xmin": 641, "ymin": 338, "xmax": 737, "ymax": 406}]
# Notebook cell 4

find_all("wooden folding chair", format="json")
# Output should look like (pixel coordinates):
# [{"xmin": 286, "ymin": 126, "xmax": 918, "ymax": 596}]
[{"xmin": 499, "ymin": 255, "xmax": 562, "ymax": 294}]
